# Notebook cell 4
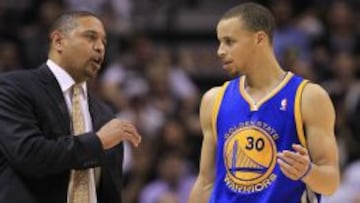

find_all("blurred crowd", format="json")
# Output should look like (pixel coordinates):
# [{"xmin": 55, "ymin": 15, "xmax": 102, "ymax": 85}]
[{"xmin": 0, "ymin": 0, "xmax": 359, "ymax": 202}]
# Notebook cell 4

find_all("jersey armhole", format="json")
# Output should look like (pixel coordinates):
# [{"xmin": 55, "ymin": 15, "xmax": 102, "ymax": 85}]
[
  {"xmin": 301, "ymin": 186, "xmax": 321, "ymax": 203},
  {"xmin": 294, "ymin": 80, "xmax": 309, "ymax": 147},
  {"xmin": 211, "ymin": 82, "xmax": 229, "ymax": 143}
]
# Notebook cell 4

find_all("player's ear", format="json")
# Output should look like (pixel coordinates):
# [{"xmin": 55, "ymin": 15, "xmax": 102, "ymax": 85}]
[{"xmin": 255, "ymin": 31, "xmax": 267, "ymax": 45}]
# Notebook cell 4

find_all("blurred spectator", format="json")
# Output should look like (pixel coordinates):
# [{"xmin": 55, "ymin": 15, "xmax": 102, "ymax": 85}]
[
  {"xmin": 156, "ymin": 119, "xmax": 189, "ymax": 157},
  {"xmin": 297, "ymin": 8, "xmax": 324, "ymax": 40},
  {"xmin": 323, "ymin": 161, "xmax": 360, "ymax": 203},
  {"xmin": 20, "ymin": 0, "xmax": 64, "ymax": 68},
  {"xmin": 322, "ymin": 52, "xmax": 358, "ymax": 100},
  {"xmin": 321, "ymin": 52, "xmax": 359, "ymax": 165},
  {"xmin": 271, "ymin": 0, "xmax": 311, "ymax": 66},
  {"xmin": 123, "ymin": 140, "xmax": 155, "ymax": 203},
  {"xmin": 64, "ymin": 0, "xmax": 106, "ymax": 15},
  {"xmin": 0, "ymin": 0, "xmax": 33, "ymax": 37},
  {"xmin": 312, "ymin": 0, "xmax": 359, "ymax": 81},
  {"xmin": 345, "ymin": 82, "xmax": 360, "ymax": 162},
  {"xmin": 156, "ymin": 192, "xmax": 179, "ymax": 203},
  {"xmin": 0, "ymin": 41, "xmax": 23, "ymax": 72},
  {"xmin": 168, "ymin": 51, "xmax": 199, "ymax": 112},
  {"xmin": 322, "ymin": 1, "xmax": 360, "ymax": 55},
  {"xmin": 100, "ymin": 53, "xmax": 149, "ymax": 112},
  {"xmin": 100, "ymin": 35, "xmax": 153, "ymax": 111},
  {"xmin": 289, "ymin": 60, "xmax": 318, "ymax": 82},
  {"xmin": 146, "ymin": 57, "xmax": 178, "ymax": 116},
  {"xmin": 139, "ymin": 152, "xmax": 195, "ymax": 203}
]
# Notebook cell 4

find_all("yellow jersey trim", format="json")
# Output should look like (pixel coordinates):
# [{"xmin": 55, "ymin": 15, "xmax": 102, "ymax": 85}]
[
  {"xmin": 212, "ymin": 82, "xmax": 229, "ymax": 143},
  {"xmin": 239, "ymin": 72, "xmax": 294, "ymax": 111},
  {"xmin": 294, "ymin": 80, "xmax": 309, "ymax": 147}
]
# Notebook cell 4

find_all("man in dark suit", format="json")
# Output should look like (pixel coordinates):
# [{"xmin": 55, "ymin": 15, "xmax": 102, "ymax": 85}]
[{"xmin": 0, "ymin": 11, "xmax": 141, "ymax": 203}]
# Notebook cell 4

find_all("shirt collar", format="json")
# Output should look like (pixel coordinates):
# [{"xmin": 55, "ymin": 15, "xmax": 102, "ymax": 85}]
[{"xmin": 46, "ymin": 59, "xmax": 88, "ymax": 97}]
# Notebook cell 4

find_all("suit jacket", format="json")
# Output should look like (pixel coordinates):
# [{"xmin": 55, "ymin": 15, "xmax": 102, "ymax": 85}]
[{"xmin": 0, "ymin": 64, "xmax": 123, "ymax": 203}]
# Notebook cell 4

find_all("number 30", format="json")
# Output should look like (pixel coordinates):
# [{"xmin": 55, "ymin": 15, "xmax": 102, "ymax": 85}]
[{"xmin": 245, "ymin": 137, "xmax": 265, "ymax": 151}]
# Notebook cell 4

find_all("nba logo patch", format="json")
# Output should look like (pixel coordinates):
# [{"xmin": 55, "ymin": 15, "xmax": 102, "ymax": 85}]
[{"xmin": 280, "ymin": 99, "xmax": 287, "ymax": 111}]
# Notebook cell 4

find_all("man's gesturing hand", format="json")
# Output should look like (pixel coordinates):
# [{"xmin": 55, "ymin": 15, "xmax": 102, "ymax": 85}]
[
  {"xmin": 277, "ymin": 144, "xmax": 312, "ymax": 181},
  {"xmin": 97, "ymin": 119, "xmax": 141, "ymax": 149}
]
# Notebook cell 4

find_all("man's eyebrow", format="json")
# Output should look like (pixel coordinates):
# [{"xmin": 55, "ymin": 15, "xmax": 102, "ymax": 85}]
[
  {"xmin": 218, "ymin": 36, "xmax": 231, "ymax": 41},
  {"xmin": 84, "ymin": 30, "xmax": 97, "ymax": 35},
  {"xmin": 83, "ymin": 30, "xmax": 107, "ymax": 43}
]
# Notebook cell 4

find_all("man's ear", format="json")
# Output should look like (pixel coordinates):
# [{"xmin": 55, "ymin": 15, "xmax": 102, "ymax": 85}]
[
  {"xmin": 255, "ymin": 31, "xmax": 267, "ymax": 45},
  {"xmin": 50, "ymin": 30, "xmax": 64, "ymax": 53}
]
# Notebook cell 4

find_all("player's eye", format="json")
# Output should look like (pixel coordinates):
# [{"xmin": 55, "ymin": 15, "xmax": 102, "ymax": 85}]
[{"xmin": 224, "ymin": 38, "xmax": 234, "ymax": 46}]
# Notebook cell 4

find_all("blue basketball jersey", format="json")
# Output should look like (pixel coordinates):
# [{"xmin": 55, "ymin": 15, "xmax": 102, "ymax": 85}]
[{"xmin": 209, "ymin": 72, "xmax": 321, "ymax": 203}]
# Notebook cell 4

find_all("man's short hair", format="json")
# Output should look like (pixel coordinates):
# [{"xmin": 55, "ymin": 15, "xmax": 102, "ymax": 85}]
[
  {"xmin": 49, "ymin": 11, "xmax": 99, "ymax": 37},
  {"xmin": 221, "ymin": 3, "xmax": 275, "ymax": 43}
]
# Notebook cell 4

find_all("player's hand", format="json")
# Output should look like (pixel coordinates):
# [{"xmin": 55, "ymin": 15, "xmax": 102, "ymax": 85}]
[{"xmin": 277, "ymin": 144, "xmax": 312, "ymax": 181}]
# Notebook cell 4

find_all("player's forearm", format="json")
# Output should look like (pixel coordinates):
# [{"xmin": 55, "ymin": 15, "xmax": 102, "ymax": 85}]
[
  {"xmin": 188, "ymin": 177, "xmax": 213, "ymax": 203},
  {"xmin": 188, "ymin": 178, "xmax": 201, "ymax": 203},
  {"xmin": 202, "ymin": 183, "xmax": 213, "ymax": 203},
  {"xmin": 302, "ymin": 163, "xmax": 340, "ymax": 195}
]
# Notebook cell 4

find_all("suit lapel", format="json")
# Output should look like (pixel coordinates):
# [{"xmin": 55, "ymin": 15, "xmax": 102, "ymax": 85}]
[
  {"xmin": 88, "ymin": 89, "xmax": 123, "ymax": 201},
  {"xmin": 88, "ymin": 94, "xmax": 102, "ymax": 131},
  {"xmin": 36, "ymin": 65, "xmax": 71, "ymax": 133}
]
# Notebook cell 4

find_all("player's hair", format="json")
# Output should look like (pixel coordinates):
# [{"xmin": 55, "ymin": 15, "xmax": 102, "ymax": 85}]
[
  {"xmin": 49, "ymin": 11, "xmax": 100, "ymax": 37},
  {"xmin": 221, "ymin": 3, "xmax": 275, "ymax": 43}
]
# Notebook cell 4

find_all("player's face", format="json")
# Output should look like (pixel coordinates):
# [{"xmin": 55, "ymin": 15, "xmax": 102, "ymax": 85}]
[
  {"xmin": 216, "ymin": 17, "xmax": 257, "ymax": 76},
  {"xmin": 60, "ymin": 16, "xmax": 107, "ymax": 82}
]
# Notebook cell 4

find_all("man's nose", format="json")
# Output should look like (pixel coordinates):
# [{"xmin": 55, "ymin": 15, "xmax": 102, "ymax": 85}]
[
  {"xmin": 217, "ymin": 43, "xmax": 226, "ymax": 59},
  {"xmin": 94, "ymin": 40, "xmax": 105, "ymax": 54}
]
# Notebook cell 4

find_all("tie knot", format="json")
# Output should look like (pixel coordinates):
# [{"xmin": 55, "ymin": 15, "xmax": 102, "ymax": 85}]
[{"xmin": 72, "ymin": 84, "xmax": 82, "ymax": 98}]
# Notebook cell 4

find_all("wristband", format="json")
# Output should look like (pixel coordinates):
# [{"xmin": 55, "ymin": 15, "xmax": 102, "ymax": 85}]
[{"xmin": 299, "ymin": 162, "xmax": 312, "ymax": 180}]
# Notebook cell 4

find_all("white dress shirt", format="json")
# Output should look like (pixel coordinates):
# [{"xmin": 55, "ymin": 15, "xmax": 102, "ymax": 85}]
[{"xmin": 47, "ymin": 59, "xmax": 97, "ymax": 203}]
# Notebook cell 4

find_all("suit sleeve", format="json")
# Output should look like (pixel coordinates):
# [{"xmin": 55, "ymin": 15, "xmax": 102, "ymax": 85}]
[{"xmin": 0, "ymin": 75, "xmax": 106, "ymax": 178}]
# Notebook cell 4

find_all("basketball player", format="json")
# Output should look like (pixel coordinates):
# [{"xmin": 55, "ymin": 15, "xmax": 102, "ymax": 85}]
[{"xmin": 188, "ymin": 3, "xmax": 339, "ymax": 203}]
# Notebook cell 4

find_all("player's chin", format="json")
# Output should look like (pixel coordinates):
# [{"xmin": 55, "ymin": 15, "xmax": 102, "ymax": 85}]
[
  {"xmin": 227, "ymin": 69, "xmax": 240, "ymax": 77},
  {"xmin": 224, "ymin": 65, "xmax": 239, "ymax": 77}
]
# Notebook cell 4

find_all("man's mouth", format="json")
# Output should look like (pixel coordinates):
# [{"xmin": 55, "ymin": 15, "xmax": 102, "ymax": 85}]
[
  {"xmin": 223, "ymin": 60, "xmax": 232, "ymax": 65},
  {"xmin": 222, "ymin": 61, "xmax": 232, "ymax": 69},
  {"xmin": 91, "ymin": 56, "xmax": 103, "ymax": 67}
]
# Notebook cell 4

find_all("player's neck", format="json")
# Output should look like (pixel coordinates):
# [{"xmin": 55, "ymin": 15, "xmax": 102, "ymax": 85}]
[{"xmin": 244, "ymin": 53, "xmax": 285, "ymax": 91}]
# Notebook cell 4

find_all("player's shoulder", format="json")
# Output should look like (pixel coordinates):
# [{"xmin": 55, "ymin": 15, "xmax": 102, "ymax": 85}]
[
  {"xmin": 202, "ymin": 87, "xmax": 221, "ymax": 102},
  {"xmin": 200, "ymin": 86, "xmax": 224, "ymax": 116},
  {"xmin": 201, "ymin": 81, "xmax": 230, "ymax": 104},
  {"xmin": 301, "ymin": 82, "xmax": 335, "ymax": 117},
  {"xmin": 302, "ymin": 82, "xmax": 331, "ymax": 103}
]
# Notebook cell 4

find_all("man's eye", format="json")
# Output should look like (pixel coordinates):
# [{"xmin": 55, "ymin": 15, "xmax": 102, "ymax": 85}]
[
  {"xmin": 225, "ymin": 39, "xmax": 233, "ymax": 45},
  {"xmin": 86, "ymin": 34, "xmax": 96, "ymax": 40}
]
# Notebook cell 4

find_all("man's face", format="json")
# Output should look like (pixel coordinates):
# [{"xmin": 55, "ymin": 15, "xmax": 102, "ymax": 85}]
[
  {"xmin": 60, "ymin": 16, "xmax": 106, "ymax": 82},
  {"xmin": 216, "ymin": 17, "xmax": 257, "ymax": 76}
]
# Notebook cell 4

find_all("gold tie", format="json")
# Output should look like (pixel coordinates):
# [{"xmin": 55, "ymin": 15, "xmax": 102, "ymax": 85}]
[{"xmin": 69, "ymin": 84, "xmax": 90, "ymax": 203}]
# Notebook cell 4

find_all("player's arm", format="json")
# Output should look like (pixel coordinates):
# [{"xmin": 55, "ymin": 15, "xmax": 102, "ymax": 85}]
[
  {"xmin": 278, "ymin": 83, "xmax": 340, "ymax": 195},
  {"xmin": 188, "ymin": 87, "xmax": 219, "ymax": 203},
  {"xmin": 301, "ymin": 83, "xmax": 340, "ymax": 194}
]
